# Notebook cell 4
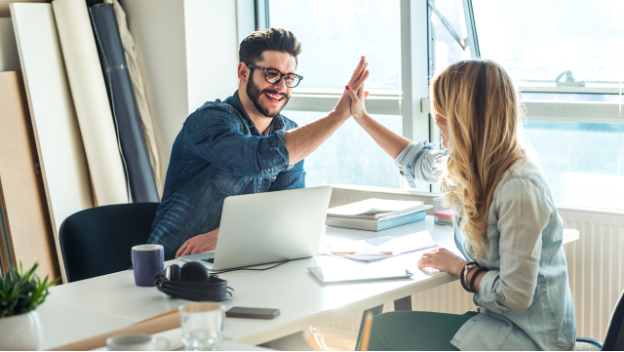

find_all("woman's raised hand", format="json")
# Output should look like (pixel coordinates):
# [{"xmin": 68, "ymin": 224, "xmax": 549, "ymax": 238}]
[
  {"xmin": 334, "ymin": 56, "xmax": 369, "ymax": 119},
  {"xmin": 344, "ymin": 70, "xmax": 370, "ymax": 120}
]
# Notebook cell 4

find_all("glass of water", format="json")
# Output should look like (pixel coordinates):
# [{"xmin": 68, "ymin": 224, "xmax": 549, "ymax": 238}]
[{"xmin": 179, "ymin": 303, "xmax": 225, "ymax": 351}]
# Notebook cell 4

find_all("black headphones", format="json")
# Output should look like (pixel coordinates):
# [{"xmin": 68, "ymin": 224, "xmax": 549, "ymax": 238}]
[{"xmin": 153, "ymin": 261, "xmax": 233, "ymax": 302}]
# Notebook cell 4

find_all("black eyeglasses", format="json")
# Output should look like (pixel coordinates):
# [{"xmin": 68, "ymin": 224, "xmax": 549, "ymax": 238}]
[{"xmin": 248, "ymin": 64, "xmax": 303, "ymax": 88}]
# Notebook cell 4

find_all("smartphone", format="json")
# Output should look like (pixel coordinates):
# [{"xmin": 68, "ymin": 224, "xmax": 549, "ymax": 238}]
[{"xmin": 225, "ymin": 307, "xmax": 280, "ymax": 319}]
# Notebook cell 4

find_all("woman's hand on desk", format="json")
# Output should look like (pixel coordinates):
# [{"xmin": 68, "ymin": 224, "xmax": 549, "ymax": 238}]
[
  {"xmin": 417, "ymin": 248, "xmax": 467, "ymax": 277},
  {"xmin": 176, "ymin": 228, "xmax": 219, "ymax": 258}
]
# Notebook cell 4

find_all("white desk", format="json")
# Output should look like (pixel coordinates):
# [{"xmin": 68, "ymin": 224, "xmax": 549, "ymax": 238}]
[
  {"xmin": 38, "ymin": 302, "xmax": 270, "ymax": 351},
  {"xmin": 43, "ymin": 217, "xmax": 578, "ymax": 348}
]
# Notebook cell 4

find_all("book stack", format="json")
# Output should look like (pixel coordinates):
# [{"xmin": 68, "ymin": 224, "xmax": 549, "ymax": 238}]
[
  {"xmin": 434, "ymin": 209, "xmax": 454, "ymax": 226},
  {"xmin": 326, "ymin": 198, "xmax": 432, "ymax": 231}
]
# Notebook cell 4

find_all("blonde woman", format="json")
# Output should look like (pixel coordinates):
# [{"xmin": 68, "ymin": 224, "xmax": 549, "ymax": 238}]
[{"xmin": 345, "ymin": 60, "xmax": 575, "ymax": 350}]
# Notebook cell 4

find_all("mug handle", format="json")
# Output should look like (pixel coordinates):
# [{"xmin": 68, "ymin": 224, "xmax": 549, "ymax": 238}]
[{"xmin": 155, "ymin": 337, "xmax": 170, "ymax": 351}]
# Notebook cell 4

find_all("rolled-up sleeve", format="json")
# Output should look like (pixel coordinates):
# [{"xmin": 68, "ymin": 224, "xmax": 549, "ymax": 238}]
[
  {"xmin": 394, "ymin": 140, "xmax": 447, "ymax": 186},
  {"xmin": 184, "ymin": 109, "xmax": 290, "ymax": 178},
  {"xmin": 475, "ymin": 177, "xmax": 551, "ymax": 312}
]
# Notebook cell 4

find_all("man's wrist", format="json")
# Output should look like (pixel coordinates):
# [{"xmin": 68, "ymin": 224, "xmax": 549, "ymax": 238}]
[{"xmin": 330, "ymin": 109, "xmax": 351, "ymax": 121}]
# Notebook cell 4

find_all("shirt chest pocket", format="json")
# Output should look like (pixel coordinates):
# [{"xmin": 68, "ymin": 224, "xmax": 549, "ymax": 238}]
[{"xmin": 211, "ymin": 169, "xmax": 253, "ymax": 197}]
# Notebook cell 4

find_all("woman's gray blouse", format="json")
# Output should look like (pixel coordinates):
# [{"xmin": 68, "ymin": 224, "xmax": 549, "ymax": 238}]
[{"xmin": 395, "ymin": 141, "xmax": 576, "ymax": 351}]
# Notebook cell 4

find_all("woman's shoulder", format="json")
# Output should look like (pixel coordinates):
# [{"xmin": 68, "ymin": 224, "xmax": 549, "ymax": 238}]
[{"xmin": 493, "ymin": 158, "xmax": 554, "ymax": 205}]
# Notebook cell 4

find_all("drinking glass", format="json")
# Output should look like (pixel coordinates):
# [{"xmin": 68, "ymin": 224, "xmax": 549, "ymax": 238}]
[{"xmin": 179, "ymin": 303, "xmax": 225, "ymax": 351}]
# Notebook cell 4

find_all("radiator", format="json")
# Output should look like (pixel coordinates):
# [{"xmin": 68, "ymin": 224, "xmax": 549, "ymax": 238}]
[{"xmin": 320, "ymin": 188, "xmax": 624, "ymax": 343}]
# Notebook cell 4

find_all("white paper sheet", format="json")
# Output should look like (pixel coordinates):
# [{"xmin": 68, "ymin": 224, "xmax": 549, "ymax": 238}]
[
  {"xmin": 52, "ymin": 0, "xmax": 129, "ymax": 206},
  {"xmin": 321, "ymin": 230, "xmax": 438, "ymax": 262}
]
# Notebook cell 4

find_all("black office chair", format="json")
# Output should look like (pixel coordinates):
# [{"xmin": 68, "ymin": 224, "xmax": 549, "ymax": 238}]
[
  {"xmin": 576, "ymin": 288, "xmax": 624, "ymax": 351},
  {"xmin": 59, "ymin": 202, "xmax": 160, "ymax": 283}
]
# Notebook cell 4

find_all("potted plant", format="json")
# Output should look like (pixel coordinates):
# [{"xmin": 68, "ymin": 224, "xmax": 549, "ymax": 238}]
[{"xmin": 0, "ymin": 262, "xmax": 58, "ymax": 351}]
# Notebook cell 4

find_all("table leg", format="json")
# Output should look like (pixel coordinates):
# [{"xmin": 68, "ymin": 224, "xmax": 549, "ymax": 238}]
[
  {"xmin": 393, "ymin": 296, "xmax": 412, "ymax": 311},
  {"xmin": 355, "ymin": 305, "xmax": 383, "ymax": 351}
]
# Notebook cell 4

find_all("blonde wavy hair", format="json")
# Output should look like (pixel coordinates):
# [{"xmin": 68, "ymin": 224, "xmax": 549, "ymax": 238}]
[{"xmin": 431, "ymin": 60, "xmax": 525, "ymax": 258}]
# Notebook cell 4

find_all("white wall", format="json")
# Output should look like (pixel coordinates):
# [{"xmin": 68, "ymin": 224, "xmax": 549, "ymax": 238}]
[
  {"xmin": 122, "ymin": 0, "xmax": 187, "ymax": 182},
  {"xmin": 184, "ymin": 0, "xmax": 239, "ymax": 113},
  {"xmin": 122, "ymin": 0, "xmax": 239, "ymax": 182}
]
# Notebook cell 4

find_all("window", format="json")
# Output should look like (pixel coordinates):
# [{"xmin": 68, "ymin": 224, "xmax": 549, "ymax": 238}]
[
  {"xmin": 431, "ymin": 0, "xmax": 624, "ymax": 209},
  {"xmin": 269, "ymin": 0, "xmax": 401, "ymax": 91},
  {"xmin": 269, "ymin": 0, "xmax": 406, "ymax": 189},
  {"xmin": 473, "ymin": 0, "xmax": 624, "ymax": 83},
  {"xmin": 285, "ymin": 111, "xmax": 403, "ymax": 189},
  {"xmin": 258, "ymin": 0, "xmax": 624, "ymax": 210},
  {"xmin": 470, "ymin": 0, "xmax": 624, "ymax": 209},
  {"xmin": 430, "ymin": 0, "xmax": 471, "ymax": 72}
]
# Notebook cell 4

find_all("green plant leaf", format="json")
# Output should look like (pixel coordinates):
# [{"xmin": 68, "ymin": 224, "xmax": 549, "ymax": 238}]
[{"xmin": 0, "ymin": 261, "xmax": 56, "ymax": 317}]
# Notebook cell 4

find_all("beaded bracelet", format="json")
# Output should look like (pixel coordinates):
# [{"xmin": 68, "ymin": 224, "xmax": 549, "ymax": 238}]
[{"xmin": 460, "ymin": 262, "xmax": 479, "ymax": 292}]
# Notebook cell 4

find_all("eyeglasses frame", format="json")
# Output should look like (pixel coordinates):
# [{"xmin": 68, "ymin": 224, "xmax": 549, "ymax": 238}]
[{"xmin": 247, "ymin": 63, "xmax": 304, "ymax": 88}]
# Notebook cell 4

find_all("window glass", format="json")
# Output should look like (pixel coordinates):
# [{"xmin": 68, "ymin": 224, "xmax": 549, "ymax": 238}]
[
  {"xmin": 525, "ymin": 121, "xmax": 624, "ymax": 209},
  {"xmin": 473, "ymin": 0, "xmax": 624, "ymax": 82},
  {"xmin": 283, "ymin": 111, "xmax": 403, "ymax": 188},
  {"xmin": 269, "ymin": 0, "xmax": 401, "ymax": 91},
  {"xmin": 431, "ymin": 0, "xmax": 471, "ymax": 72}
]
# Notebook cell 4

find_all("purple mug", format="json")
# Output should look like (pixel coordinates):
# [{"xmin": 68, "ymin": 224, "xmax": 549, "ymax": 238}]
[{"xmin": 131, "ymin": 244, "xmax": 164, "ymax": 287}]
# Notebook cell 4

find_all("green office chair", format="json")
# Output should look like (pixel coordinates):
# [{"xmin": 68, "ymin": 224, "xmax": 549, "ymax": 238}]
[{"xmin": 356, "ymin": 289, "xmax": 624, "ymax": 351}]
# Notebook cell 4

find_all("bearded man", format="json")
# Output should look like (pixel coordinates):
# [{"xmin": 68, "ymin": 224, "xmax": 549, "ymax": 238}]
[{"xmin": 147, "ymin": 28, "xmax": 368, "ymax": 259}]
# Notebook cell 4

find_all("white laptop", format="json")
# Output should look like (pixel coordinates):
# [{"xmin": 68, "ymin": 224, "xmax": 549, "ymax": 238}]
[{"xmin": 180, "ymin": 186, "xmax": 332, "ymax": 270}]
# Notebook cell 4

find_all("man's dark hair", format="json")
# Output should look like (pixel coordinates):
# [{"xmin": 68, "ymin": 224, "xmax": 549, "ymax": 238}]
[{"xmin": 239, "ymin": 27, "xmax": 301, "ymax": 66}]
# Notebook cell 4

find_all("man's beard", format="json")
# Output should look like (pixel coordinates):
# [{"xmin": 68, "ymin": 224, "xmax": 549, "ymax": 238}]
[{"xmin": 246, "ymin": 74, "xmax": 290, "ymax": 118}]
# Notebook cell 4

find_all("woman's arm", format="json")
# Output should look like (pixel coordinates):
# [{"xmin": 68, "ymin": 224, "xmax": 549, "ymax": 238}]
[
  {"xmin": 345, "ymin": 87, "xmax": 411, "ymax": 159},
  {"xmin": 345, "ymin": 87, "xmax": 445, "ymax": 185}
]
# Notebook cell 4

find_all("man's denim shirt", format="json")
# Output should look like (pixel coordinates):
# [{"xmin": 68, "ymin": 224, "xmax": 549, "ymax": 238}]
[
  {"xmin": 396, "ymin": 141, "xmax": 576, "ymax": 351},
  {"xmin": 147, "ymin": 91, "xmax": 305, "ymax": 259}
]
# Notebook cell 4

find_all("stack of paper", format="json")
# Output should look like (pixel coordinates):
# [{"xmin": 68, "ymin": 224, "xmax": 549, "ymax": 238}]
[
  {"xmin": 326, "ymin": 199, "xmax": 432, "ymax": 231},
  {"xmin": 434, "ymin": 209, "xmax": 454, "ymax": 226}
]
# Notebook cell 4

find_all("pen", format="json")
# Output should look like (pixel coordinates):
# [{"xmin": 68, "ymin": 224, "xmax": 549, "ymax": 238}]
[{"xmin": 332, "ymin": 251, "xmax": 392, "ymax": 255}]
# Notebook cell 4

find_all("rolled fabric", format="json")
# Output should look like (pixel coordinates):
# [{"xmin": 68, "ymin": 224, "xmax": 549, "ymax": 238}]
[
  {"xmin": 52, "ymin": 0, "xmax": 129, "ymax": 206},
  {"xmin": 89, "ymin": 3, "xmax": 159, "ymax": 203},
  {"xmin": 111, "ymin": 0, "xmax": 164, "ymax": 197}
]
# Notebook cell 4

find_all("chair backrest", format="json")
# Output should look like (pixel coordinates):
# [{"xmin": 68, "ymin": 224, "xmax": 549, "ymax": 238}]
[
  {"xmin": 59, "ymin": 202, "xmax": 160, "ymax": 283},
  {"xmin": 603, "ymin": 289, "xmax": 624, "ymax": 350}
]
